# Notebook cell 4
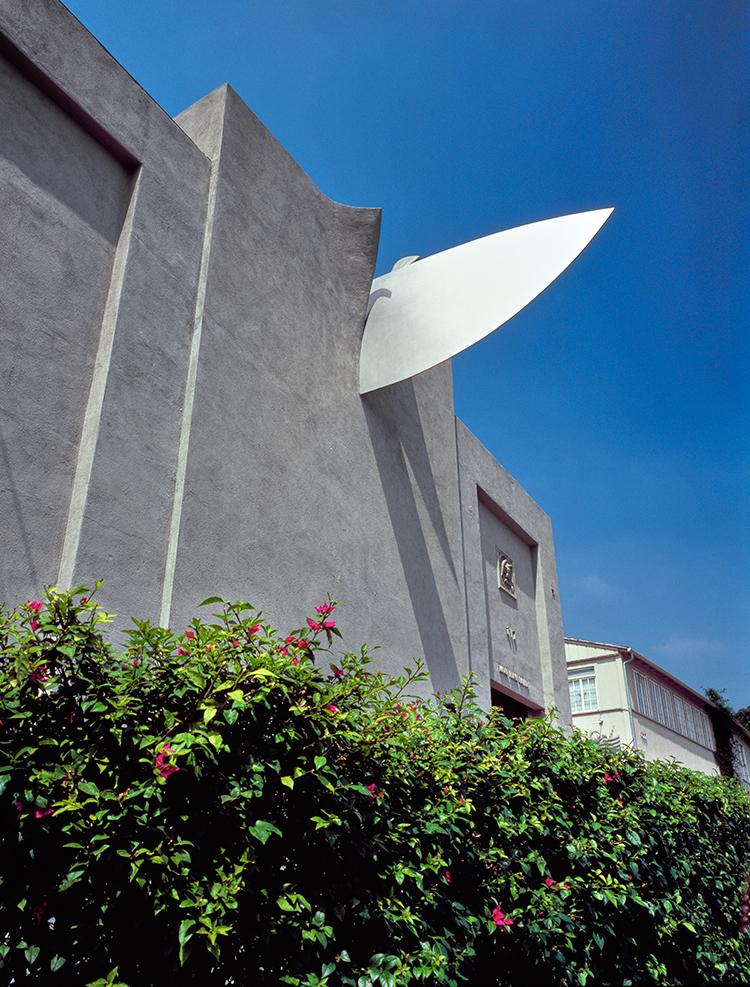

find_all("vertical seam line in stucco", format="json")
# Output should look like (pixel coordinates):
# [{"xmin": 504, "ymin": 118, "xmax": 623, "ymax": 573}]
[
  {"xmin": 454, "ymin": 417, "xmax": 472, "ymax": 675},
  {"xmin": 159, "ymin": 154, "xmax": 220, "ymax": 626},
  {"xmin": 533, "ymin": 544, "xmax": 556, "ymax": 709},
  {"xmin": 57, "ymin": 169, "xmax": 143, "ymax": 590}
]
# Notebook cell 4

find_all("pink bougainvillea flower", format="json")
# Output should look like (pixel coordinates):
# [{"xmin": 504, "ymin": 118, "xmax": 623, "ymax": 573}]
[
  {"xmin": 444, "ymin": 870, "xmax": 451, "ymax": 884},
  {"xmin": 31, "ymin": 618, "xmax": 38, "ymax": 632},
  {"xmin": 315, "ymin": 602, "xmax": 335, "ymax": 616},
  {"xmin": 307, "ymin": 618, "xmax": 322, "ymax": 631},
  {"xmin": 291, "ymin": 657, "xmax": 299, "ymax": 665},
  {"xmin": 491, "ymin": 905, "xmax": 513, "ymax": 927},
  {"xmin": 545, "ymin": 877, "xmax": 554, "ymax": 887},
  {"xmin": 28, "ymin": 600, "xmax": 42, "ymax": 613},
  {"xmin": 249, "ymin": 624, "xmax": 260, "ymax": 636},
  {"xmin": 155, "ymin": 744, "xmax": 179, "ymax": 780},
  {"xmin": 30, "ymin": 665, "xmax": 47, "ymax": 684},
  {"xmin": 232, "ymin": 639, "xmax": 239, "ymax": 647},
  {"xmin": 332, "ymin": 665, "xmax": 344, "ymax": 679},
  {"xmin": 13, "ymin": 801, "xmax": 22, "ymax": 819},
  {"xmin": 185, "ymin": 630, "xmax": 195, "ymax": 639},
  {"xmin": 297, "ymin": 639, "xmax": 310, "ymax": 649},
  {"xmin": 322, "ymin": 620, "xmax": 336, "ymax": 630},
  {"xmin": 324, "ymin": 705, "xmax": 339, "ymax": 714},
  {"xmin": 177, "ymin": 648, "xmax": 188, "ymax": 656},
  {"xmin": 81, "ymin": 597, "xmax": 88, "ymax": 604},
  {"xmin": 284, "ymin": 637, "xmax": 297, "ymax": 646},
  {"xmin": 366, "ymin": 783, "xmax": 377, "ymax": 797},
  {"xmin": 34, "ymin": 807, "xmax": 53, "ymax": 819},
  {"xmin": 32, "ymin": 903, "xmax": 47, "ymax": 923}
]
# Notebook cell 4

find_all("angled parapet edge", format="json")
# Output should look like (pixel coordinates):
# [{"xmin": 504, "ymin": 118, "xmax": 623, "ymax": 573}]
[{"xmin": 359, "ymin": 207, "xmax": 613, "ymax": 394}]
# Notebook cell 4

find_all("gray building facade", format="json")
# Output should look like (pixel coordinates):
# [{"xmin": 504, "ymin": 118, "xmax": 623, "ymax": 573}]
[{"xmin": 1, "ymin": 0, "xmax": 570, "ymax": 718}]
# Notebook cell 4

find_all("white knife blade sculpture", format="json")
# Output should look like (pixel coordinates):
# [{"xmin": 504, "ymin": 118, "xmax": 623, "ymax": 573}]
[{"xmin": 359, "ymin": 207, "xmax": 613, "ymax": 394}]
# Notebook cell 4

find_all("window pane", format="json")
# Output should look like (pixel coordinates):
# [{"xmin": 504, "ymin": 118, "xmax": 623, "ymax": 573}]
[
  {"xmin": 660, "ymin": 686, "xmax": 675, "ymax": 730},
  {"xmin": 684, "ymin": 704, "xmax": 697, "ymax": 741},
  {"xmin": 674, "ymin": 698, "xmax": 686, "ymax": 736},
  {"xmin": 649, "ymin": 680, "xmax": 664, "ymax": 725},
  {"xmin": 569, "ymin": 675, "xmax": 597, "ymax": 713},
  {"xmin": 634, "ymin": 672, "xmax": 651, "ymax": 718},
  {"xmin": 581, "ymin": 677, "xmax": 597, "ymax": 711},
  {"xmin": 569, "ymin": 679, "xmax": 583, "ymax": 713}
]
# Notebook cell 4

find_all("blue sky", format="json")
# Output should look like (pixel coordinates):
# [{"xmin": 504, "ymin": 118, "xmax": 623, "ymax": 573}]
[{"xmin": 62, "ymin": 0, "xmax": 748, "ymax": 708}]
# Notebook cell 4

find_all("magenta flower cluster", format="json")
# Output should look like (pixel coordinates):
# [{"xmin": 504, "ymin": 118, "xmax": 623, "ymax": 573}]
[
  {"xmin": 491, "ymin": 905, "xmax": 513, "ymax": 928},
  {"xmin": 155, "ymin": 744, "xmax": 179, "ymax": 780},
  {"xmin": 307, "ymin": 601, "xmax": 336, "ymax": 633},
  {"xmin": 27, "ymin": 599, "xmax": 42, "ymax": 632}
]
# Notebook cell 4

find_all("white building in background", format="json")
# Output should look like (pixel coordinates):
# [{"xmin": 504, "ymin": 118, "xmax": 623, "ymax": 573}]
[{"xmin": 565, "ymin": 638, "xmax": 750, "ymax": 786}]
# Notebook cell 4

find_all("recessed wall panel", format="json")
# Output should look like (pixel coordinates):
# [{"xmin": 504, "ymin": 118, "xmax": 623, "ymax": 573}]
[{"xmin": 0, "ymin": 48, "xmax": 132, "ymax": 601}]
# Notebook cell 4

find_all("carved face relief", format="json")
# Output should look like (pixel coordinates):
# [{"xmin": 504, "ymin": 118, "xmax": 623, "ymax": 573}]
[{"xmin": 498, "ymin": 551, "xmax": 516, "ymax": 598}]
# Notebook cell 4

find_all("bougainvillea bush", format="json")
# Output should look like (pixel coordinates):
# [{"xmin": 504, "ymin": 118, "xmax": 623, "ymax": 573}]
[{"xmin": 2, "ymin": 586, "xmax": 750, "ymax": 986}]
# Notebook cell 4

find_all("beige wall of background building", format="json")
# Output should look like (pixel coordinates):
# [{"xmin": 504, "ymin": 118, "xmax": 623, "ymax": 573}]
[{"xmin": 566, "ymin": 639, "xmax": 750, "ymax": 785}]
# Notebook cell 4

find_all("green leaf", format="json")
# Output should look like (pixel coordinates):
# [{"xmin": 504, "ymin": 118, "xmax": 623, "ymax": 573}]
[
  {"xmin": 186, "ymin": 669, "xmax": 207, "ymax": 690},
  {"xmin": 249, "ymin": 820, "xmax": 282, "ymax": 844},
  {"xmin": 78, "ymin": 780, "xmax": 100, "ymax": 797},
  {"xmin": 59, "ymin": 861, "xmax": 87, "ymax": 892},
  {"xmin": 203, "ymin": 706, "xmax": 217, "ymax": 725},
  {"xmin": 50, "ymin": 955, "xmax": 67, "ymax": 972},
  {"xmin": 24, "ymin": 945, "xmax": 40, "ymax": 966},
  {"xmin": 281, "ymin": 776, "xmax": 294, "ymax": 789},
  {"xmin": 15, "ymin": 652, "xmax": 31, "ymax": 684},
  {"xmin": 179, "ymin": 918, "xmax": 197, "ymax": 945},
  {"xmin": 198, "ymin": 597, "xmax": 224, "ymax": 607}
]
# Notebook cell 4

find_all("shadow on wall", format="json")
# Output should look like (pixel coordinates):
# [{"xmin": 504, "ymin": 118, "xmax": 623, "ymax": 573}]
[
  {"xmin": 362, "ymin": 378, "xmax": 460, "ymax": 694},
  {"xmin": 0, "ymin": 424, "xmax": 39, "ymax": 592}
]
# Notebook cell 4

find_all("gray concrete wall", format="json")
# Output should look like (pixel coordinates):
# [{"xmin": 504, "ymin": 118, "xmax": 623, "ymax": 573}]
[
  {"xmin": 0, "ymin": 0, "xmax": 569, "ymax": 712},
  {"xmin": 456, "ymin": 420, "xmax": 570, "ymax": 719},
  {"xmin": 0, "ymin": 42, "xmax": 132, "ymax": 599}
]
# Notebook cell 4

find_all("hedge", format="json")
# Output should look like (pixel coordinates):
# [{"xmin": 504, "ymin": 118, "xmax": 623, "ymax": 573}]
[{"xmin": 1, "ymin": 585, "xmax": 749, "ymax": 985}]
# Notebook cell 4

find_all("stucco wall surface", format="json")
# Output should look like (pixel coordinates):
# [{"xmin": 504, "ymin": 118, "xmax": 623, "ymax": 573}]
[
  {"xmin": 0, "ymin": 0, "xmax": 569, "ymax": 711},
  {"xmin": 456, "ymin": 421, "xmax": 569, "ymax": 720}
]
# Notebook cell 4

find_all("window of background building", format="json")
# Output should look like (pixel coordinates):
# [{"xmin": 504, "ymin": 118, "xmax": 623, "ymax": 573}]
[
  {"xmin": 633, "ymin": 671, "xmax": 712, "ymax": 748},
  {"xmin": 569, "ymin": 667, "xmax": 598, "ymax": 713},
  {"xmin": 736, "ymin": 745, "xmax": 750, "ymax": 786}
]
